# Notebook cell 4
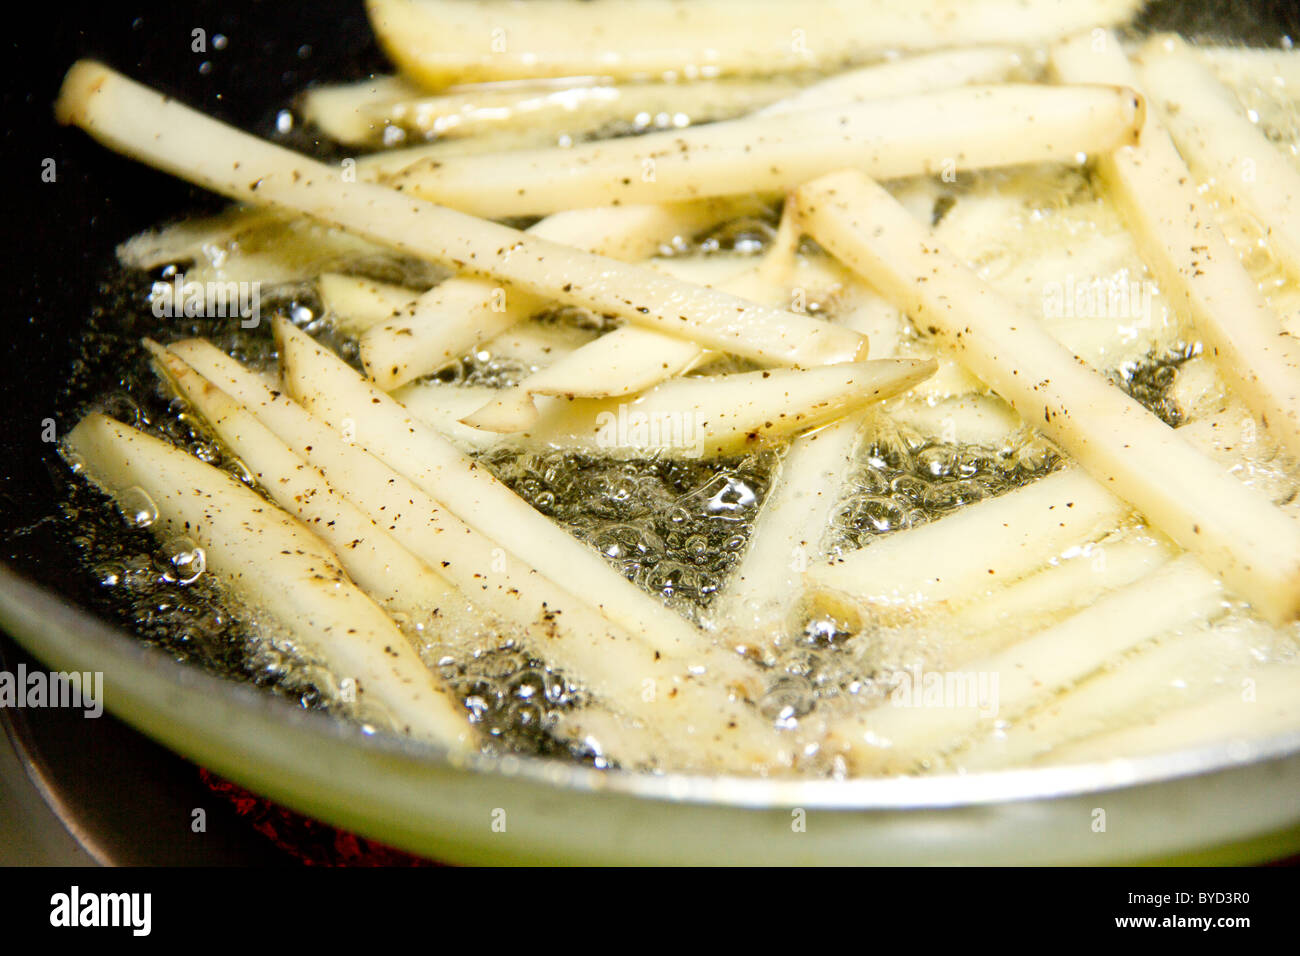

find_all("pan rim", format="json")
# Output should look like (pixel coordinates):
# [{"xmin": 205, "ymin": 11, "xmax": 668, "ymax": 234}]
[{"xmin": 4, "ymin": 558, "xmax": 1298, "ymax": 815}]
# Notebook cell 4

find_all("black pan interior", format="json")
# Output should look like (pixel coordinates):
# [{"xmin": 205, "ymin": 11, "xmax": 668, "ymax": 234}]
[{"xmin": 2, "ymin": 1, "xmax": 385, "ymax": 604}]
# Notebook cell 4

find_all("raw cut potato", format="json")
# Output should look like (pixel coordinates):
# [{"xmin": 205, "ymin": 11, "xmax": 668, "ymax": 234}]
[
  {"xmin": 459, "ymin": 359, "xmax": 937, "ymax": 458},
  {"xmin": 1138, "ymin": 34, "xmax": 1300, "ymax": 282},
  {"xmin": 162, "ymin": 339, "xmax": 780, "ymax": 771},
  {"xmin": 368, "ymin": 0, "xmax": 1141, "ymax": 87},
  {"xmin": 390, "ymin": 84, "xmax": 1146, "ymax": 217},
  {"xmin": 56, "ymin": 62, "xmax": 866, "ymax": 372},
  {"xmin": 827, "ymin": 555, "xmax": 1224, "ymax": 773},
  {"xmin": 797, "ymin": 169, "xmax": 1300, "ymax": 623},
  {"xmin": 64, "ymin": 413, "xmax": 475, "ymax": 752},
  {"xmin": 1052, "ymin": 31, "xmax": 1300, "ymax": 464}
]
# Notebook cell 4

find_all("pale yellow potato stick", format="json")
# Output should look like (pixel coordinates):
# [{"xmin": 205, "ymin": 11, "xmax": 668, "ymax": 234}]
[
  {"xmin": 460, "ymin": 359, "xmax": 937, "ymax": 459},
  {"xmin": 827, "ymin": 555, "xmax": 1224, "ymax": 774},
  {"xmin": 957, "ymin": 618, "xmax": 1265, "ymax": 769},
  {"xmin": 1052, "ymin": 31, "xmax": 1300, "ymax": 463},
  {"xmin": 368, "ymin": 0, "xmax": 1141, "ymax": 87},
  {"xmin": 390, "ymin": 84, "xmax": 1145, "ymax": 218},
  {"xmin": 163, "ymin": 338, "xmax": 778, "ymax": 770},
  {"xmin": 361, "ymin": 76, "xmax": 800, "ymax": 147},
  {"xmin": 272, "ymin": 320, "xmax": 763, "ymax": 686},
  {"xmin": 299, "ymin": 74, "xmax": 423, "ymax": 145},
  {"xmin": 359, "ymin": 199, "xmax": 755, "ymax": 392},
  {"xmin": 1044, "ymin": 666, "xmax": 1300, "ymax": 765},
  {"xmin": 363, "ymin": 47, "xmax": 1030, "ymax": 394},
  {"xmin": 56, "ymin": 62, "xmax": 865, "ymax": 371},
  {"xmin": 1137, "ymin": 34, "xmax": 1300, "ymax": 282},
  {"xmin": 810, "ymin": 468, "xmax": 1129, "ymax": 606},
  {"xmin": 144, "ymin": 340, "xmax": 458, "ymax": 617},
  {"xmin": 461, "ymin": 204, "xmax": 805, "ymax": 433},
  {"xmin": 318, "ymin": 273, "xmax": 425, "ymax": 336},
  {"xmin": 323, "ymin": 46, "xmax": 1022, "ymax": 149},
  {"xmin": 796, "ymin": 169, "xmax": 1300, "ymax": 622},
  {"xmin": 65, "ymin": 413, "xmax": 475, "ymax": 752}
]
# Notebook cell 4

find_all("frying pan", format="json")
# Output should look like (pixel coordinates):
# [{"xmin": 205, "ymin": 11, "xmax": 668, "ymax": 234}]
[{"xmin": 3, "ymin": 0, "xmax": 1300, "ymax": 865}]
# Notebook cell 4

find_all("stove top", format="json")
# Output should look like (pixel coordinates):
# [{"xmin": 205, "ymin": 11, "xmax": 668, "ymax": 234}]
[{"xmin": 0, "ymin": 634, "xmax": 432, "ymax": 866}]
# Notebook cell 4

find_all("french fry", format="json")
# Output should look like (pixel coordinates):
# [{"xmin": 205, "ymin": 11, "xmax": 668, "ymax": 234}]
[
  {"xmin": 458, "ymin": 329, "xmax": 705, "ymax": 433},
  {"xmin": 273, "ymin": 319, "xmax": 764, "ymax": 678},
  {"xmin": 318, "ymin": 272, "xmax": 424, "ymax": 336},
  {"xmin": 1137, "ymin": 34, "xmax": 1300, "ymax": 282},
  {"xmin": 1052, "ymin": 31, "xmax": 1300, "ymax": 463},
  {"xmin": 1044, "ymin": 665, "xmax": 1300, "ymax": 765},
  {"xmin": 144, "ymin": 340, "xmax": 457, "ymax": 618},
  {"xmin": 358, "ymin": 197, "xmax": 765, "ymax": 391},
  {"xmin": 718, "ymin": 414, "xmax": 865, "ymax": 632},
  {"xmin": 938, "ymin": 532, "xmax": 1177, "ymax": 665},
  {"xmin": 366, "ymin": 77, "xmax": 801, "ymax": 148},
  {"xmin": 903, "ymin": 358, "xmax": 986, "ymax": 404},
  {"xmin": 368, "ymin": 0, "xmax": 1140, "ymax": 87},
  {"xmin": 353, "ymin": 124, "xmax": 603, "ymax": 178},
  {"xmin": 809, "ymin": 467, "xmax": 1128, "ymax": 605},
  {"xmin": 475, "ymin": 359, "xmax": 937, "ymax": 458},
  {"xmin": 117, "ymin": 205, "xmax": 403, "ymax": 290},
  {"xmin": 352, "ymin": 45, "xmax": 1024, "ymax": 187},
  {"xmin": 56, "ymin": 62, "xmax": 866, "ymax": 373},
  {"xmin": 64, "ymin": 413, "xmax": 475, "ymax": 752},
  {"xmin": 162, "ymin": 338, "xmax": 777, "ymax": 769},
  {"xmin": 391, "ymin": 383, "xmax": 505, "ymax": 452},
  {"xmin": 116, "ymin": 205, "xmax": 282, "ymax": 273},
  {"xmin": 796, "ymin": 168, "xmax": 1300, "ymax": 623},
  {"xmin": 336, "ymin": 44, "xmax": 1025, "ymax": 151},
  {"xmin": 319, "ymin": 272, "xmax": 598, "ymax": 375},
  {"xmin": 957, "ymin": 617, "xmax": 1266, "ymax": 769},
  {"xmin": 473, "ymin": 322, "xmax": 601, "ymax": 371},
  {"xmin": 886, "ymin": 394, "xmax": 1021, "ymax": 448},
  {"xmin": 827, "ymin": 555, "xmax": 1225, "ymax": 773},
  {"xmin": 461, "ymin": 204, "xmax": 803, "ymax": 433},
  {"xmin": 351, "ymin": 46, "xmax": 1023, "ymax": 150},
  {"xmin": 754, "ymin": 46, "xmax": 1028, "ymax": 117},
  {"xmin": 300, "ymin": 74, "xmax": 424, "ymax": 146},
  {"xmin": 390, "ymin": 84, "xmax": 1145, "ymax": 218}
]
